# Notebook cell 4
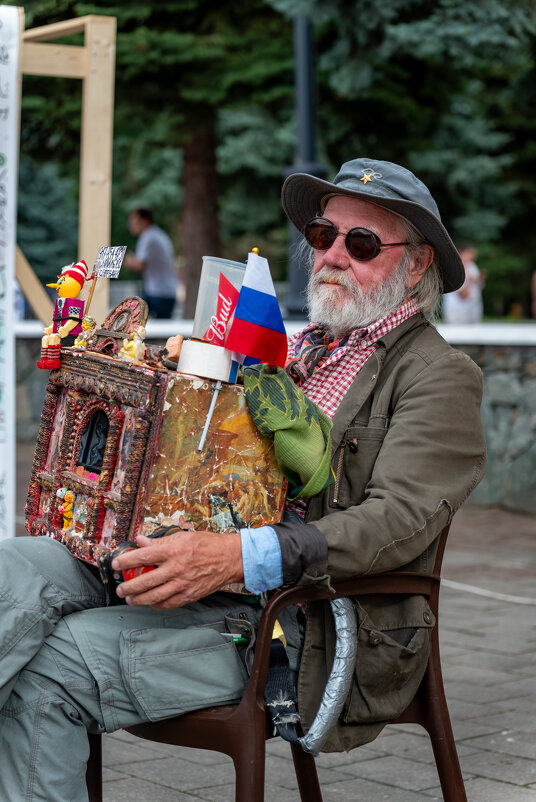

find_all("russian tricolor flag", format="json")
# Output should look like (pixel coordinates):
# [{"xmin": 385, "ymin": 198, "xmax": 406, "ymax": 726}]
[{"xmin": 224, "ymin": 250, "xmax": 287, "ymax": 368}]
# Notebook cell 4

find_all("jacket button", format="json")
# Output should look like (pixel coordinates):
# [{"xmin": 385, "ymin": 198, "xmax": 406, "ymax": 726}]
[
  {"xmin": 369, "ymin": 630, "xmax": 382, "ymax": 646},
  {"xmin": 423, "ymin": 611, "xmax": 433, "ymax": 624},
  {"xmin": 348, "ymin": 439, "xmax": 358, "ymax": 453}
]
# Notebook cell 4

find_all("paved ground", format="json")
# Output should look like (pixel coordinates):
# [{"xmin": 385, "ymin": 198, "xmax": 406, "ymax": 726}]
[{"xmin": 15, "ymin": 445, "xmax": 536, "ymax": 801}]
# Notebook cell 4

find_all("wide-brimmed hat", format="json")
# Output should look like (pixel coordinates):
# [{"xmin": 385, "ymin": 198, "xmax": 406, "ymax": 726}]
[{"xmin": 282, "ymin": 158, "xmax": 464, "ymax": 293}]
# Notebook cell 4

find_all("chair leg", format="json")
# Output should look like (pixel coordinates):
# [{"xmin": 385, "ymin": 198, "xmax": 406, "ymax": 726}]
[
  {"xmin": 421, "ymin": 647, "xmax": 467, "ymax": 802},
  {"xmin": 86, "ymin": 732, "xmax": 103, "ymax": 802},
  {"xmin": 428, "ymin": 713, "xmax": 467, "ymax": 802},
  {"xmin": 290, "ymin": 741, "xmax": 323, "ymax": 802},
  {"xmin": 232, "ymin": 730, "xmax": 267, "ymax": 802}
]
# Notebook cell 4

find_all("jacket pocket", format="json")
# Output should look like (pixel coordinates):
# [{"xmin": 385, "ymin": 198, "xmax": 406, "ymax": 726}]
[
  {"xmin": 331, "ymin": 425, "xmax": 387, "ymax": 509},
  {"xmin": 341, "ymin": 596, "xmax": 435, "ymax": 724},
  {"xmin": 119, "ymin": 626, "xmax": 249, "ymax": 722}
]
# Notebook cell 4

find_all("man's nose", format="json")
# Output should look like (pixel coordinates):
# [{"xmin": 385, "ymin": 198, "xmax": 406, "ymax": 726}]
[{"xmin": 322, "ymin": 233, "xmax": 350, "ymax": 269}]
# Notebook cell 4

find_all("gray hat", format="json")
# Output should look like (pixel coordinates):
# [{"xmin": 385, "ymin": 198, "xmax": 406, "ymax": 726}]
[{"xmin": 282, "ymin": 157, "xmax": 464, "ymax": 293}]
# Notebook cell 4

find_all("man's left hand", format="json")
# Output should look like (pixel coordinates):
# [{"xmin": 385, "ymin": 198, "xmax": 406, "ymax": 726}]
[{"xmin": 112, "ymin": 530, "xmax": 244, "ymax": 609}]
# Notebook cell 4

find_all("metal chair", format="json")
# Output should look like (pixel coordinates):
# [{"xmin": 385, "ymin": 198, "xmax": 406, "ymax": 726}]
[{"xmin": 87, "ymin": 524, "xmax": 467, "ymax": 802}]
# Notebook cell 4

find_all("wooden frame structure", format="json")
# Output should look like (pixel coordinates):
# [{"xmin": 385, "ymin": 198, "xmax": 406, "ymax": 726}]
[{"xmin": 16, "ymin": 11, "xmax": 116, "ymax": 325}]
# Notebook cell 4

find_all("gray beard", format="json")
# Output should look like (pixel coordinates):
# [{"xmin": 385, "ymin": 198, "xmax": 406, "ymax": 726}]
[{"xmin": 306, "ymin": 257, "xmax": 411, "ymax": 337}]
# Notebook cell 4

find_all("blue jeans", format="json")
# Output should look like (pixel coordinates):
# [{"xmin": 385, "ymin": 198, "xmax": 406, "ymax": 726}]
[{"xmin": 143, "ymin": 294, "xmax": 175, "ymax": 318}]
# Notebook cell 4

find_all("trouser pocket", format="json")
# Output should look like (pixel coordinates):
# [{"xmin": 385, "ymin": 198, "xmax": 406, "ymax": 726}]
[{"xmin": 119, "ymin": 626, "xmax": 249, "ymax": 722}]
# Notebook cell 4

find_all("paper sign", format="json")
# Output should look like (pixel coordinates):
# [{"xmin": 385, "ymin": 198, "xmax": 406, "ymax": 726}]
[{"xmin": 93, "ymin": 245, "xmax": 127, "ymax": 278}]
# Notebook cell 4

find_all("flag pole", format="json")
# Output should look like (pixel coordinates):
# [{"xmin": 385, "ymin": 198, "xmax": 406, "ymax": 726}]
[
  {"xmin": 198, "ymin": 380, "xmax": 222, "ymax": 452},
  {"xmin": 84, "ymin": 274, "xmax": 98, "ymax": 317}
]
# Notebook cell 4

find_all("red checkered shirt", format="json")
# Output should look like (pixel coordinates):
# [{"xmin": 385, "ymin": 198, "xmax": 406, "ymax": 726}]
[{"xmin": 285, "ymin": 299, "xmax": 420, "ymax": 517}]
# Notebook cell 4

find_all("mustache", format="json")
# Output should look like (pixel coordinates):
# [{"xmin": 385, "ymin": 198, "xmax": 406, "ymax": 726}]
[{"xmin": 310, "ymin": 268, "xmax": 356, "ymax": 291}]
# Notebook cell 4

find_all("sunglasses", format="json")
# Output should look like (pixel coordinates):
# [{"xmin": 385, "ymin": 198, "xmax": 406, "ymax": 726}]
[{"xmin": 304, "ymin": 217, "xmax": 411, "ymax": 261}]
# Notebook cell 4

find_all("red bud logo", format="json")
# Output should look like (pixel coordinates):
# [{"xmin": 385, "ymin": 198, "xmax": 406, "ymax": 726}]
[{"xmin": 202, "ymin": 273, "xmax": 239, "ymax": 345}]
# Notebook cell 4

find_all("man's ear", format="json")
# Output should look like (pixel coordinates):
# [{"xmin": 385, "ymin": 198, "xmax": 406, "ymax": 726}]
[{"xmin": 406, "ymin": 245, "xmax": 435, "ymax": 287}]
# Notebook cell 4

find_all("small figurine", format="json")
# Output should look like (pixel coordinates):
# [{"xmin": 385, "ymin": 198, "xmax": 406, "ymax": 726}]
[
  {"xmin": 118, "ymin": 325, "xmax": 146, "ymax": 363},
  {"xmin": 37, "ymin": 260, "xmax": 89, "ymax": 370},
  {"xmin": 58, "ymin": 489, "xmax": 75, "ymax": 531},
  {"xmin": 73, "ymin": 316, "xmax": 97, "ymax": 349}
]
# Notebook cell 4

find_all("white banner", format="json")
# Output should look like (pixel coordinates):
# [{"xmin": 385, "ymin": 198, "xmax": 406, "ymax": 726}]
[{"xmin": 0, "ymin": 7, "xmax": 20, "ymax": 539}]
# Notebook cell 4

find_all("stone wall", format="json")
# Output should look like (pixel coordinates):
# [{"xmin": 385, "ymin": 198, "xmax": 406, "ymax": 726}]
[
  {"xmin": 461, "ymin": 343, "xmax": 536, "ymax": 515},
  {"xmin": 15, "ymin": 332, "xmax": 536, "ymax": 515}
]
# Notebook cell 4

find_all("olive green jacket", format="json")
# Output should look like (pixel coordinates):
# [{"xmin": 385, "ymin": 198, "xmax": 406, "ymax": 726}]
[{"xmin": 277, "ymin": 314, "xmax": 486, "ymax": 752}]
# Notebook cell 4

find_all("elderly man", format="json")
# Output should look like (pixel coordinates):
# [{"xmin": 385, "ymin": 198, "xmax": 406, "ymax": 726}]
[{"xmin": 0, "ymin": 159, "xmax": 485, "ymax": 799}]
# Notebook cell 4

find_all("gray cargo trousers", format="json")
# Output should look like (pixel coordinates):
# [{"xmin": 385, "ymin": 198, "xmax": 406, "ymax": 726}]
[{"xmin": 0, "ymin": 536, "xmax": 303, "ymax": 802}]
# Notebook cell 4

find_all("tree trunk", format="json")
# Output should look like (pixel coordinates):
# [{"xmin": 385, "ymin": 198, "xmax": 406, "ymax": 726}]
[{"xmin": 181, "ymin": 124, "xmax": 221, "ymax": 319}]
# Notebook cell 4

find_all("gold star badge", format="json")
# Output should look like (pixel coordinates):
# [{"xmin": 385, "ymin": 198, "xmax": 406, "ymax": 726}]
[{"xmin": 360, "ymin": 168, "xmax": 382, "ymax": 184}]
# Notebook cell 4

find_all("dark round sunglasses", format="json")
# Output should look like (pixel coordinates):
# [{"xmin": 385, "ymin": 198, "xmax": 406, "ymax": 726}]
[{"xmin": 304, "ymin": 217, "xmax": 411, "ymax": 262}]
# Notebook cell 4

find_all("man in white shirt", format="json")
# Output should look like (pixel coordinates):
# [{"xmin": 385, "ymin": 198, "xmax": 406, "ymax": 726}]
[{"xmin": 124, "ymin": 207, "xmax": 179, "ymax": 318}]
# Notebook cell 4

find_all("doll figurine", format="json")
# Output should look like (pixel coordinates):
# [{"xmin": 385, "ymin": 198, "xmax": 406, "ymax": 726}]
[
  {"xmin": 119, "ymin": 325, "xmax": 146, "ymax": 363},
  {"xmin": 58, "ymin": 489, "xmax": 75, "ymax": 531},
  {"xmin": 73, "ymin": 316, "xmax": 97, "ymax": 349},
  {"xmin": 37, "ymin": 260, "xmax": 88, "ymax": 370}
]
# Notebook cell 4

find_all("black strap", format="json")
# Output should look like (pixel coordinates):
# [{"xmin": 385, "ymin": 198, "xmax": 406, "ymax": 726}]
[
  {"xmin": 53, "ymin": 314, "xmax": 82, "ymax": 323},
  {"xmin": 264, "ymin": 640, "xmax": 301, "ymax": 742}
]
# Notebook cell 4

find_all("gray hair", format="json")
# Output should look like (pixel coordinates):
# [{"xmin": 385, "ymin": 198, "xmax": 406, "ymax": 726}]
[{"xmin": 399, "ymin": 217, "xmax": 443, "ymax": 321}]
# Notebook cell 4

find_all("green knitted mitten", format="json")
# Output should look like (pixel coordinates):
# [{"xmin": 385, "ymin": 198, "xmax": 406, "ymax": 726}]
[{"xmin": 242, "ymin": 363, "xmax": 334, "ymax": 499}]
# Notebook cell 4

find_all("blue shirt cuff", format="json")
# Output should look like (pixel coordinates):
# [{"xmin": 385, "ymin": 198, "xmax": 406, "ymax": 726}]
[{"xmin": 240, "ymin": 526, "xmax": 283, "ymax": 594}]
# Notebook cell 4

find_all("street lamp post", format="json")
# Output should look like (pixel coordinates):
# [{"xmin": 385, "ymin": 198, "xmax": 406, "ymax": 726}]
[{"xmin": 285, "ymin": 15, "xmax": 327, "ymax": 319}]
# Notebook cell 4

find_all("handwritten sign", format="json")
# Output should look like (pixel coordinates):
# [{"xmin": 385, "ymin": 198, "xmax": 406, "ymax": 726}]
[
  {"xmin": 0, "ymin": 6, "xmax": 19, "ymax": 540},
  {"xmin": 93, "ymin": 245, "xmax": 126, "ymax": 278}
]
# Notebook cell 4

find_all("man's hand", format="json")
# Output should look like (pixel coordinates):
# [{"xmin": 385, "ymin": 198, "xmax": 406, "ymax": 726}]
[
  {"xmin": 123, "ymin": 251, "xmax": 144, "ymax": 272},
  {"xmin": 112, "ymin": 530, "xmax": 244, "ymax": 609}
]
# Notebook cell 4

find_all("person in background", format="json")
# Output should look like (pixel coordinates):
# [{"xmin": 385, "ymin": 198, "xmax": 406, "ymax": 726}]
[
  {"xmin": 124, "ymin": 207, "xmax": 179, "ymax": 319},
  {"xmin": 442, "ymin": 242, "xmax": 486, "ymax": 323}
]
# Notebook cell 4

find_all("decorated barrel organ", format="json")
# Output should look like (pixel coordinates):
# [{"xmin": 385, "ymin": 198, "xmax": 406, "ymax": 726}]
[{"xmin": 25, "ymin": 252, "xmax": 288, "ymax": 570}]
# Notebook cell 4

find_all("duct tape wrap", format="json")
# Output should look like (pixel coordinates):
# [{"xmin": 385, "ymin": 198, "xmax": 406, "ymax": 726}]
[
  {"xmin": 177, "ymin": 339, "xmax": 237, "ymax": 383},
  {"xmin": 298, "ymin": 597, "xmax": 358, "ymax": 756}
]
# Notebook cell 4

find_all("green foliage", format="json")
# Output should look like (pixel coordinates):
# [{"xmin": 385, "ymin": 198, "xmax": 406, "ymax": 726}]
[
  {"xmin": 17, "ymin": 157, "xmax": 79, "ymax": 282},
  {"xmin": 217, "ymin": 107, "xmax": 295, "ymax": 274},
  {"xmin": 269, "ymin": 0, "xmax": 536, "ymax": 313},
  {"xmin": 476, "ymin": 242, "xmax": 532, "ymax": 318},
  {"xmin": 13, "ymin": 0, "xmax": 536, "ymax": 314}
]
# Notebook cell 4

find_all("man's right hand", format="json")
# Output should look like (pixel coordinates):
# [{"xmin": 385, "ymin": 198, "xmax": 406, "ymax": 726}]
[{"xmin": 112, "ymin": 530, "xmax": 244, "ymax": 610}]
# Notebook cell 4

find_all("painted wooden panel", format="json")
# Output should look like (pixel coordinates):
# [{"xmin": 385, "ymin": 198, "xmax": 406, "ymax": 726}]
[{"xmin": 143, "ymin": 373, "xmax": 286, "ymax": 534}]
